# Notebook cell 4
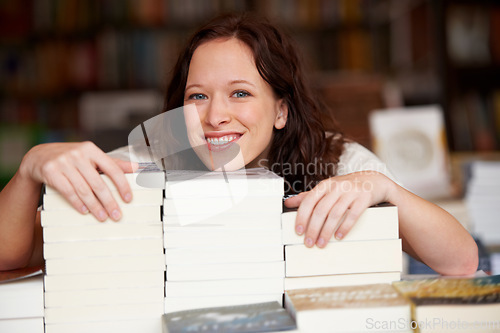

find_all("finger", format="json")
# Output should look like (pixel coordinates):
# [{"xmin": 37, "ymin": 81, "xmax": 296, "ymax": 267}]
[
  {"xmin": 95, "ymin": 154, "xmax": 133, "ymax": 204},
  {"xmin": 76, "ymin": 162, "xmax": 121, "ymax": 222},
  {"xmin": 47, "ymin": 174, "xmax": 89, "ymax": 215},
  {"xmin": 62, "ymin": 163, "xmax": 110, "ymax": 222},
  {"xmin": 284, "ymin": 192, "xmax": 307, "ymax": 209},
  {"xmin": 304, "ymin": 191, "xmax": 341, "ymax": 248},
  {"xmin": 334, "ymin": 200, "xmax": 368, "ymax": 241},
  {"xmin": 113, "ymin": 158, "xmax": 139, "ymax": 173},
  {"xmin": 294, "ymin": 181, "xmax": 330, "ymax": 237},
  {"xmin": 316, "ymin": 197, "xmax": 353, "ymax": 247}
]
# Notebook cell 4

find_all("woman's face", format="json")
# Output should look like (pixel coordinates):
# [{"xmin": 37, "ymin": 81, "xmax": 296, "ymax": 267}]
[{"xmin": 183, "ymin": 38, "xmax": 287, "ymax": 171}]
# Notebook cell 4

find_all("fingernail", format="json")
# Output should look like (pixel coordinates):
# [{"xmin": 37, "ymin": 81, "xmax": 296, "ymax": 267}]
[
  {"xmin": 81, "ymin": 205, "xmax": 89, "ymax": 214},
  {"xmin": 111, "ymin": 209, "xmax": 121, "ymax": 221},
  {"xmin": 296, "ymin": 225, "xmax": 304, "ymax": 235},
  {"xmin": 305, "ymin": 237, "xmax": 314, "ymax": 247},
  {"xmin": 317, "ymin": 237, "xmax": 325, "ymax": 247},
  {"xmin": 335, "ymin": 232, "xmax": 343, "ymax": 240},
  {"xmin": 124, "ymin": 193, "xmax": 132, "ymax": 202},
  {"xmin": 98, "ymin": 210, "xmax": 107, "ymax": 221}
]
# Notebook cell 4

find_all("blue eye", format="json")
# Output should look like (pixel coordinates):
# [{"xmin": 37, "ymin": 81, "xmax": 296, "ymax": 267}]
[
  {"xmin": 232, "ymin": 90, "xmax": 250, "ymax": 98},
  {"xmin": 188, "ymin": 93, "xmax": 207, "ymax": 100}
]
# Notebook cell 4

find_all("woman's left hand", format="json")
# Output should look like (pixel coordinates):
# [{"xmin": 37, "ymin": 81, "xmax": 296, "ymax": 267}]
[{"xmin": 284, "ymin": 171, "xmax": 395, "ymax": 248}]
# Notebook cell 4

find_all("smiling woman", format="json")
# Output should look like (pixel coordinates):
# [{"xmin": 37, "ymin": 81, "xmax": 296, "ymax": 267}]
[{"xmin": 0, "ymin": 13, "xmax": 478, "ymax": 276}]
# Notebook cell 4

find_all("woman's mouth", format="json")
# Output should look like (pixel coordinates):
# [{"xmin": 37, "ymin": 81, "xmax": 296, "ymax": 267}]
[{"xmin": 205, "ymin": 134, "xmax": 241, "ymax": 152}]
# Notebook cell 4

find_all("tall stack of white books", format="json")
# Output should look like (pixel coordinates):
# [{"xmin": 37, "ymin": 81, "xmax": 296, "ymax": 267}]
[
  {"xmin": 162, "ymin": 168, "xmax": 285, "ymax": 313},
  {"xmin": 0, "ymin": 268, "xmax": 44, "ymax": 333},
  {"xmin": 41, "ymin": 166, "xmax": 165, "ymax": 333},
  {"xmin": 282, "ymin": 204, "xmax": 402, "ymax": 291}
]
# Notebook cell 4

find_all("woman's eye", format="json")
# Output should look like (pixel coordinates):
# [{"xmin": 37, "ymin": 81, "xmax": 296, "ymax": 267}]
[
  {"xmin": 188, "ymin": 93, "xmax": 207, "ymax": 100},
  {"xmin": 232, "ymin": 90, "xmax": 250, "ymax": 98}
]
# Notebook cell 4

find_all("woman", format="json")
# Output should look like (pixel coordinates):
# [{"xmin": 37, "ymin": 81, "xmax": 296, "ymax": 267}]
[{"xmin": 0, "ymin": 13, "xmax": 478, "ymax": 275}]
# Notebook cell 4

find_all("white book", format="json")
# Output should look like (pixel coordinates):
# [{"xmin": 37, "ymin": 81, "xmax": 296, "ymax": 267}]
[
  {"xmin": 284, "ymin": 284, "xmax": 411, "ymax": 333},
  {"xmin": 164, "ymin": 168, "xmax": 283, "ymax": 198},
  {"xmin": 44, "ymin": 286, "xmax": 164, "ymax": 308},
  {"xmin": 44, "ymin": 318, "xmax": 161, "ymax": 333},
  {"xmin": 0, "ymin": 275, "xmax": 44, "ymax": 319},
  {"xmin": 44, "ymin": 302, "xmax": 164, "ymax": 324},
  {"xmin": 0, "ymin": 318, "xmax": 44, "ymax": 333},
  {"xmin": 165, "ymin": 277, "xmax": 284, "ymax": 297},
  {"xmin": 43, "ymin": 189, "xmax": 163, "ymax": 210},
  {"xmin": 284, "ymin": 272, "xmax": 401, "ymax": 290},
  {"xmin": 44, "ymin": 238, "xmax": 164, "ymax": 259},
  {"xmin": 164, "ymin": 294, "xmax": 284, "ymax": 313},
  {"xmin": 44, "ymin": 271, "xmax": 164, "ymax": 291},
  {"xmin": 43, "ymin": 224, "xmax": 163, "ymax": 243},
  {"xmin": 45, "ymin": 254, "xmax": 166, "ymax": 275},
  {"xmin": 41, "ymin": 205, "xmax": 161, "ymax": 226},
  {"xmin": 163, "ymin": 195, "xmax": 283, "ymax": 216},
  {"xmin": 163, "ymin": 212, "xmax": 282, "ymax": 229},
  {"xmin": 45, "ymin": 169, "xmax": 165, "ymax": 195},
  {"xmin": 165, "ymin": 245, "xmax": 284, "ymax": 265},
  {"xmin": 166, "ymin": 261, "xmax": 285, "ymax": 281},
  {"xmin": 163, "ymin": 229, "xmax": 282, "ymax": 248},
  {"xmin": 285, "ymin": 239, "xmax": 402, "ymax": 277},
  {"xmin": 282, "ymin": 205, "xmax": 398, "ymax": 245}
]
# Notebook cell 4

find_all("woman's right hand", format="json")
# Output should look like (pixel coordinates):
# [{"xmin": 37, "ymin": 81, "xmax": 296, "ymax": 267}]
[{"xmin": 19, "ymin": 141, "xmax": 137, "ymax": 222}]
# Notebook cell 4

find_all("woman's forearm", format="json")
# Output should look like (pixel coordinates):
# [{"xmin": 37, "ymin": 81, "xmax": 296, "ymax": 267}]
[
  {"xmin": 0, "ymin": 169, "xmax": 42, "ymax": 270},
  {"xmin": 388, "ymin": 183, "xmax": 478, "ymax": 276}
]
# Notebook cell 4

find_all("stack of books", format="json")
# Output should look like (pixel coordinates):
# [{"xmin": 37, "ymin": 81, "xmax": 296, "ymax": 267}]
[
  {"xmin": 466, "ymin": 160, "xmax": 500, "ymax": 246},
  {"xmin": 0, "ymin": 266, "xmax": 44, "ymax": 333},
  {"xmin": 162, "ymin": 168, "xmax": 285, "ymax": 313},
  {"xmin": 41, "ymin": 167, "xmax": 166, "ymax": 333},
  {"xmin": 282, "ymin": 204, "xmax": 402, "ymax": 291}
]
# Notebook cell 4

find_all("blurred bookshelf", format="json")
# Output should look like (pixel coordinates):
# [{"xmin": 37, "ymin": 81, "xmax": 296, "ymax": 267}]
[{"xmin": 1, "ymin": 0, "xmax": 496, "ymax": 189}]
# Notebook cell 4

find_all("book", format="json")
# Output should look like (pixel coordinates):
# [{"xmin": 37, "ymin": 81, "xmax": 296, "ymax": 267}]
[
  {"xmin": 285, "ymin": 239, "xmax": 402, "ymax": 277},
  {"xmin": 165, "ymin": 278, "xmax": 284, "ymax": 298},
  {"xmin": 393, "ymin": 275, "xmax": 500, "ymax": 333},
  {"xmin": 41, "ymin": 204, "xmax": 161, "ymax": 226},
  {"xmin": 165, "ymin": 245, "xmax": 284, "ymax": 265},
  {"xmin": 163, "ymin": 212, "xmax": 282, "ymax": 228},
  {"xmin": 44, "ymin": 286, "xmax": 164, "ymax": 307},
  {"xmin": 284, "ymin": 271, "xmax": 401, "ymax": 291},
  {"xmin": 162, "ymin": 301, "xmax": 297, "ymax": 333},
  {"xmin": 284, "ymin": 284, "xmax": 411, "ymax": 333},
  {"xmin": 43, "ymin": 188, "xmax": 163, "ymax": 210},
  {"xmin": 164, "ymin": 294, "xmax": 284, "ymax": 314},
  {"xmin": 43, "ymin": 237, "xmax": 164, "ymax": 259},
  {"xmin": 163, "ymin": 228, "xmax": 282, "ymax": 248},
  {"xmin": 163, "ymin": 195, "xmax": 283, "ymax": 216},
  {"xmin": 44, "ymin": 271, "xmax": 165, "ymax": 291},
  {"xmin": 43, "ymin": 223, "xmax": 163, "ymax": 243},
  {"xmin": 164, "ymin": 168, "xmax": 284, "ymax": 198},
  {"xmin": 44, "ymin": 318, "xmax": 162, "ymax": 333},
  {"xmin": 282, "ymin": 205, "xmax": 398, "ymax": 245},
  {"xmin": 166, "ymin": 261, "xmax": 285, "ymax": 281},
  {"xmin": 45, "ymin": 254, "xmax": 166, "ymax": 275}
]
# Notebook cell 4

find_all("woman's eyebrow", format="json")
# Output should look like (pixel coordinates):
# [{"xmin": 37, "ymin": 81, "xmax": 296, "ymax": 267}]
[
  {"xmin": 229, "ymin": 79, "xmax": 256, "ymax": 87},
  {"xmin": 185, "ymin": 83, "xmax": 203, "ymax": 91}
]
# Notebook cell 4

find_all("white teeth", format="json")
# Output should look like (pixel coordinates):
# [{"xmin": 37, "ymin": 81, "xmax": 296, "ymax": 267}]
[{"xmin": 206, "ymin": 135, "xmax": 237, "ymax": 145}]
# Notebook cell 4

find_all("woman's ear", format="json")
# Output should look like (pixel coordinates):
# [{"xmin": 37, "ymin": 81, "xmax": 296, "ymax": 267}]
[{"xmin": 274, "ymin": 100, "xmax": 288, "ymax": 130}]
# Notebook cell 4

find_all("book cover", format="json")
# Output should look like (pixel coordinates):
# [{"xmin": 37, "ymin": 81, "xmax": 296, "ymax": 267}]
[{"xmin": 162, "ymin": 301, "xmax": 296, "ymax": 333}]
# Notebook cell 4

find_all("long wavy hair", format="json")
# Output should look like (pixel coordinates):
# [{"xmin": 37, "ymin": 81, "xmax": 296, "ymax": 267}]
[{"xmin": 164, "ymin": 13, "xmax": 346, "ymax": 194}]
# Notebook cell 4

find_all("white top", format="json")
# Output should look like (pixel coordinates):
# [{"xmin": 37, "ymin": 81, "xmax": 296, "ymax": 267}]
[{"xmin": 107, "ymin": 142, "xmax": 398, "ymax": 183}]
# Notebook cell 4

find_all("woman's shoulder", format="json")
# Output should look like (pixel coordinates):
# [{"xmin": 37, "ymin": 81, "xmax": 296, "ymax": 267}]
[{"xmin": 337, "ymin": 141, "xmax": 398, "ymax": 182}]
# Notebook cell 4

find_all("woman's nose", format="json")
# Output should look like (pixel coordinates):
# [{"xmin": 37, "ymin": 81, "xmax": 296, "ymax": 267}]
[{"xmin": 204, "ymin": 95, "xmax": 231, "ymax": 128}]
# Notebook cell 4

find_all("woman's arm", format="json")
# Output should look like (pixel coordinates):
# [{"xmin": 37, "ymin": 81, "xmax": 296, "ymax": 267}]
[
  {"xmin": 0, "ymin": 141, "xmax": 135, "ymax": 271},
  {"xmin": 285, "ymin": 171, "xmax": 478, "ymax": 276}
]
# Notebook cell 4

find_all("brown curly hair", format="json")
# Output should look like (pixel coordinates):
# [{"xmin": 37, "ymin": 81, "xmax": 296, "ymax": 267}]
[{"xmin": 164, "ymin": 13, "xmax": 346, "ymax": 194}]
